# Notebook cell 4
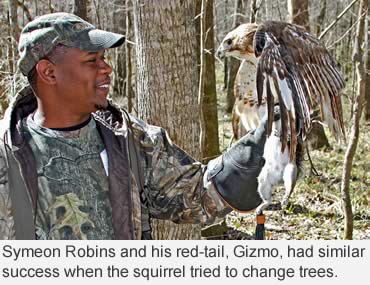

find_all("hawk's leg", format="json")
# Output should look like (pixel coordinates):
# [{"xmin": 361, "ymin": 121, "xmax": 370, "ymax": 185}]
[
  {"xmin": 256, "ymin": 166, "xmax": 273, "ymax": 215},
  {"xmin": 281, "ymin": 162, "xmax": 298, "ymax": 209}
]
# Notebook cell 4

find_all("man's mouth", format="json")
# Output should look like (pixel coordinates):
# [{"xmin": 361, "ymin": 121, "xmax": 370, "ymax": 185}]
[{"xmin": 96, "ymin": 80, "xmax": 111, "ymax": 93}]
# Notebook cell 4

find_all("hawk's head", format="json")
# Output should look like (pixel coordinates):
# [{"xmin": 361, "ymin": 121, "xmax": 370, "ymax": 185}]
[{"xmin": 217, "ymin": 23, "xmax": 258, "ymax": 60}]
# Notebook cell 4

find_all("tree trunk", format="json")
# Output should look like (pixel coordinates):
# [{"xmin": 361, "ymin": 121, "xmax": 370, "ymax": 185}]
[
  {"xmin": 341, "ymin": 0, "xmax": 368, "ymax": 240},
  {"xmin": 226, "ymin": 0, "xmax": 243, "ymax": 113},
  {"xmin": 226, "ymin": 58, "xmax": 240, "ymax": 113},
  {"xmin": 73, "ymin": 0, "xmax": 90, "ymax": 21},
  {"xmin": 7, "ymin": 0, "xmax": 19, "ymax": 75},
  {"xmin": 133, "ymin": 0, "xmax": 202, "ymax": 240},
  {"xmin": 195, "ymin": 0, "xmax": 205, "ymax": 156},
  {"xmin": 17, "ymin": 0, "xmax": 32, "ymax": 22},
  {"xmin": 315, "ymin": 0, "xmax": 326, "ymax": 36},
  {"xmin": 0, "ymin": 48, "xmax": 8, "ymax": 115},
  {"xmin": 222, "ymin": 0, "xmax": 228, "ymax": 90},
  {"xmin": 111, "ymin": 0, "xmax": 126, "ymax": 106},
  {"xmin": 0, "ymin": 0, "xmax": 6, "ymax": 112},
  {"xmin": 250, "ymin": 0, "xmax": 260, "ymax": 23},
  {"xmin": 202, "ymin": 0, "xmax": 220, "ymax": 162},
  {"xmin": 366, "ymin": 34, "xmax": 370, "ymax": 121},
  {"xmin": 287, "ymin": 0, "xmax": 310, "ymax": 31},
  {"xmin": 126, "ymin": 0, "xmax": 134, "ymax": 113}
]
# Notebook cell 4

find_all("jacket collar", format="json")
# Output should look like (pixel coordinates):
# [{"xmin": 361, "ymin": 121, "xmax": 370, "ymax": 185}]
[
  {"xmin": 2, "ymin": 85, "xmax": 125, "ymax": 148},
  {"xmin": 2, "ymin": 86, "xmax": 37, "ymax": 149}
]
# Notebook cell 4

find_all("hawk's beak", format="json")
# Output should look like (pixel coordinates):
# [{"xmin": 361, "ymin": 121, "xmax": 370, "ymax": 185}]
[{"xmin": 216, "ymin": 44, "xmax": 225, "ymax": 60}]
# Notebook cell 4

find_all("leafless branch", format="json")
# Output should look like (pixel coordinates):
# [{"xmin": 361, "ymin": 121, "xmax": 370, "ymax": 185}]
[
  {"xmin": 340, "ymin": 0, "xmax": 368, "ymax": 240},
  {"xmin": 327, "ymin": 15, "xmax": 362, "ymax": 49},
  {"xmin": 17, "ymin": 0, "xmax": 32, "ymax": 22},
  {"xmin": 319, "ymin": 0, "xmax": 360, "ymax": 40}
]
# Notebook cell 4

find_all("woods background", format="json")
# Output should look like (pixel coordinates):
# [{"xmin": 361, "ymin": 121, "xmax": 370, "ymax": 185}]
[{"xmin": 0, "ymin": 0, "xmax": 368, "ymax": 240}]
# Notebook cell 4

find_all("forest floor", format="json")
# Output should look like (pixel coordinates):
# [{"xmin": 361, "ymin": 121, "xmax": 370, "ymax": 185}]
[{"xmin": 213, "ymin": 64, "xmax": 370, "ymax": 240}]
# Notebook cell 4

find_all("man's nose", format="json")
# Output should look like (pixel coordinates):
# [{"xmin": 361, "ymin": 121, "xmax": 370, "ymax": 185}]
[{"xmin": 99, "ymin": 60, "xmax": 113, "ymax": 75}]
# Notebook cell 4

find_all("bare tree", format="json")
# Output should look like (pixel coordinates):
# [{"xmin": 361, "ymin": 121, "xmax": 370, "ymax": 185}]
[
  {"xmin": 0, "ymin": 47, "xmax": 8, "ymax": 115},
  {"xmin": 7, "ymin": 0, "xmax": 19, "ymax": 75},
  {"xmin": 73, "ymin": 0, "xmax": 90, "ymax": 21},
  {"xmin": 226, "ymin": 0, "xmax": 244, "ymax": 113},
  {"xmin": 126, "ymin": 0, "xmax": 135, "ymax": 113},
  {"xmin": 110, "ymin": 0, "xmax": 126, "ymax": 106},
  {"xmin": 315, "ymin": 0, "xmax": 327, "ymax": 36},
  {"xmin": 0, "ymin": 1, "xmax": 7, "ymax": 114},
  {"xmin": 366, "ymin": 43, "xmax": 370, "ymax": 121},
  {"xmin": 250, "ymin": 0, "xmax": 262, "ymax": 23},
  {"xmin": 202, "ymin": 0, "xmax": 220, "ymax": 161},
  {"xmin": 341, "ymin": 0, "xmax": 368, "ymax": 240},
  {"xmin": 133, "ymin": 0, "xmax": 202, "ymax": 240},
  {"xmin": 288, "ymin": 0, "xmax": 310, "ymax": 31},
  {"xmin": 17, "ymin": 0, "xmax": 33, "ymax": 22}
]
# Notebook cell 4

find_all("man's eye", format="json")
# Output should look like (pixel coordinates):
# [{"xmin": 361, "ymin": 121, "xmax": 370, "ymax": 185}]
[{"xmin": 87, "ymin": 58, "xmax": 96, "ymax": 62}]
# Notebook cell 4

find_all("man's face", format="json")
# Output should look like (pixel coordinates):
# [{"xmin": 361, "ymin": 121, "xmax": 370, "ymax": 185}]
[{"xmin": 52, "ymin": 47, "xmax": 112, "ymax": 115}]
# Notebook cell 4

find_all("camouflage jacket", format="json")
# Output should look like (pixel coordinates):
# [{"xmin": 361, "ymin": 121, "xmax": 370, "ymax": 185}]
[{"xmin": 0, "ymin": 86, "xmax": 230, "ymax": 240}]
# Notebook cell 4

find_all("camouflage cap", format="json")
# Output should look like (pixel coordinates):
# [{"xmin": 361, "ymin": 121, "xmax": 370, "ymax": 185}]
[{"xmin": 18, "ymin": 12, "xmax": 125, "ymax": 76}]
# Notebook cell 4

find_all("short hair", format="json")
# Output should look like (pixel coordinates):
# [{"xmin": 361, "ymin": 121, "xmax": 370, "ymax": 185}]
[
  {"xmin": 27, "ymin": 66, "xmax": 38, "ymax": 90},
  {"xmin": 27, "ymin": 44, "xmax": 68, "ymax": 91}
]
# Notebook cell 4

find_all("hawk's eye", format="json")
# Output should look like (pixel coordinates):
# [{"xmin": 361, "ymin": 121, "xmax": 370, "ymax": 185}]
[{"xmin": 226, "ymin": 39, "xmax": 233, "ymax": 46}]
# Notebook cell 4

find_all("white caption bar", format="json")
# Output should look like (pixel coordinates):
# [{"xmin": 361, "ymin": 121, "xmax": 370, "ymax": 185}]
[{"xmin": 0, "ymin": 240, "xmax": 368, "ymax": 285}]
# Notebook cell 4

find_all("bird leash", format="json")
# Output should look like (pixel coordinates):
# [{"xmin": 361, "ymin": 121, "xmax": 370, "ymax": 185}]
[{"xmin": 255, "ymin": 212, "xmax": 266, "ymax": 240}]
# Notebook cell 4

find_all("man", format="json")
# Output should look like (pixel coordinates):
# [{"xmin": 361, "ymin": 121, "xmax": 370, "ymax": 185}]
[{"xmin": 0, "ymin": 13, "xmax": 271, "ymax": 240}]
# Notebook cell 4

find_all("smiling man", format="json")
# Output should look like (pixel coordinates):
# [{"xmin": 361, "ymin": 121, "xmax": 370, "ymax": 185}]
[
  {"xmin": 0, "ymin": 13, "xmax": 273, "ymax": 240},
  {"xmin": 30, "ymin": 46, "xmax": 113, "ymax": 127}
]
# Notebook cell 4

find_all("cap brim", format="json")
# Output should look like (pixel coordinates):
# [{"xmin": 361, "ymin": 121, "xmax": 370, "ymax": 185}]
[{"xmin": 84, "ymin": 29, "xmax": 125, "ymax": 51}]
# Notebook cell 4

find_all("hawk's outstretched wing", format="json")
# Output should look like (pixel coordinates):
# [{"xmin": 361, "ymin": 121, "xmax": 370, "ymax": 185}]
[{"xmin": 254, "ymin": 21, "xmax": 345, "ymax": 160}]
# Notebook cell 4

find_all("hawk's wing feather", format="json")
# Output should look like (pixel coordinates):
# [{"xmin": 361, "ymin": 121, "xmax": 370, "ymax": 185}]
[{"xmin": 255, "ymin": 21, "xmax": 345, "ymax": 158}]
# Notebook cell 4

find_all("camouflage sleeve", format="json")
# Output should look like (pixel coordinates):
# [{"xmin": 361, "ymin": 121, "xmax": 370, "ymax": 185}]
[
  {"xmin": 130, "ymin": 116, "xmax": 231, "ymax": 225},
  {"xmin": 0, "ymin": 141, "xmax": 15, "ymax": 240}
]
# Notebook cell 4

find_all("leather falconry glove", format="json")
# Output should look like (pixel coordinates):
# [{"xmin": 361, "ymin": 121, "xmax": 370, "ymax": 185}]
[{"xmin": 207, "ymin": 107, "xmax": 280, "ymax": 212}]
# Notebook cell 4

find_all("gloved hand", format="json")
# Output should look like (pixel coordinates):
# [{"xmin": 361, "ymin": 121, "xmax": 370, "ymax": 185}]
[{"xmin": 207, "ymin": 108, "xmax": 280, "ymax": 212}]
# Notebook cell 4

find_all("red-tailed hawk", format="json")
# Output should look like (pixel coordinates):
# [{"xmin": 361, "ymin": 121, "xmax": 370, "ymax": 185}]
[
  {"xmin": 232, "ymin": 57, "xmax": 264, "ymax": 139},
  {"xmin": 217, "ymin": 21, "xmax": 345, "ymax": 214}
]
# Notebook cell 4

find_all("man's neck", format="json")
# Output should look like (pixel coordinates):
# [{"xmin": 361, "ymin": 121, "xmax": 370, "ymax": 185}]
[{"xmin": 33, "ymin": 108, "xmax": 91, "ymax": 129}]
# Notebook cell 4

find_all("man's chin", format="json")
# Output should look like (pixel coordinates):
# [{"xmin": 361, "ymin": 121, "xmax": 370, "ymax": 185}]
[
  {"xmin": 94, "ymin": 98, "xmax": 109, "ymax": 111},
  {"xmin": 94, "ymin": 103, "xmax": 108, "ymax": 111}
]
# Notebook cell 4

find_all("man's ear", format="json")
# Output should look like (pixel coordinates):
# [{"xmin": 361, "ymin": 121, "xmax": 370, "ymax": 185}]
[{"xmin": 35, "ymin": 59, "xmax": 56, "ymax": 85}]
